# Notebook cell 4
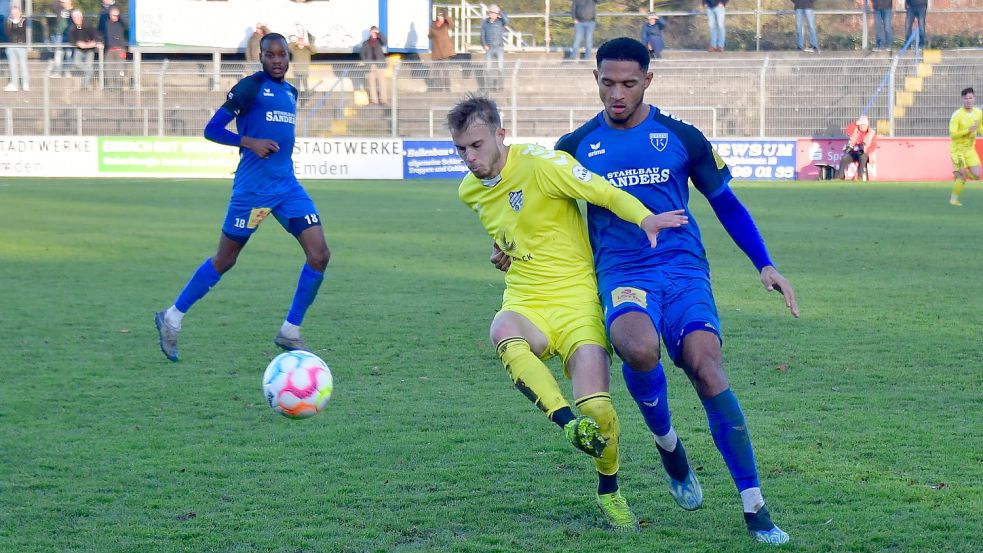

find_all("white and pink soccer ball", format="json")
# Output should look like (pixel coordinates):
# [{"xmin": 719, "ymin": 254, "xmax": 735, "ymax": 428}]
[{"xmin": 262, "ymin": 351, "xmax": 333, "ymax": 419}]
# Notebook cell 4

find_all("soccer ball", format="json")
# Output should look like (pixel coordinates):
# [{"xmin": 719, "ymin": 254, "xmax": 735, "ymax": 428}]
[{"xmin": 262, "ymin": 351, "xmax": 333, "ymax": 419}]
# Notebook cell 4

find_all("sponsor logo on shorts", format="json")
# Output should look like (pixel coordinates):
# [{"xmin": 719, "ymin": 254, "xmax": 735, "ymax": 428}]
[
  {"xmin": 247, "ymin": 207, "xmax": 272, "ymax": 229},
  {"xmin": 611, "ymin": 286, "xmax": 647, "ymax": 308}
]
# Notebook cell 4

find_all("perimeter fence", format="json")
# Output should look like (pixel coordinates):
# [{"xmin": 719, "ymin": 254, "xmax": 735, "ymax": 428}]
[{"xmin": 1, "ymin": 52, "xmax": 982, "ymax": 139}]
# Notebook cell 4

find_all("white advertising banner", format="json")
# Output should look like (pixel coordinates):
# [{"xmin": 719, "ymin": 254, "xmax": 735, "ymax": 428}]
[
  {"xmin": 133, "ymin": 0, "xmax": 429, "ymax": 53},
  {"xmin": 0, "ymin": 137, "xmax": 98, "ymax": 177},
  {"xmin": 293, "ymin": 138, "xmax": 403, "ymax": 180}
]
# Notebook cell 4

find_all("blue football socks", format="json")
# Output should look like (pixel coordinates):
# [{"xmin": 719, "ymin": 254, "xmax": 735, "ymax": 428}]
[
  {"xmin": 622, "ymin": 361, "xmax": 672, "ymax": 436},
  {"xmin": 174, "ymin": 258, "xmax": 222, "ymax": 313},
  {"xmin": 703, "ymin": 388, "xmax": 760, "ymax": 492},
  {"xmin": 286, "ymin": 263, "xmax": 324, "ymax": 326}
]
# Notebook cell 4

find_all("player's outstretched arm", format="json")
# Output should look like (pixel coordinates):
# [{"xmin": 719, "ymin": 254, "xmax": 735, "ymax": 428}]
[
  {"xmin": 640, "ymin": 210, "xmax": 688, "ymax": 248},
  {"xmin": 760, "ymin": 265, "xmax": 799, "ymax": 318}
]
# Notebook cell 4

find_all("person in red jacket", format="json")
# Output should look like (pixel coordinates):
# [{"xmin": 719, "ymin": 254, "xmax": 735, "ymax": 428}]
[{"xmin": 836, "ymin": 115, "xmax": 877, "ymax": 181}]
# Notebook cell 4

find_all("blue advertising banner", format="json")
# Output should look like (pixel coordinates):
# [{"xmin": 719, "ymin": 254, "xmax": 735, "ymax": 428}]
[
  {"xmin": 710, "ymin": 140, "xmax": 797, "ymax": 180},
  {"xmin": 403, "ymin": 140, "xmax": 469, "ymax": 179}
]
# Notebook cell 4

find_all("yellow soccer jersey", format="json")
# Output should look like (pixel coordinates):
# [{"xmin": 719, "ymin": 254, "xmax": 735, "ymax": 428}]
[
  {"xmin": 949, "ymin": 107, "xmax": 983, "ymax": 152},
  {"xmin": 459, "ymin": 143, "xmax": 651, "ymax": 303}
]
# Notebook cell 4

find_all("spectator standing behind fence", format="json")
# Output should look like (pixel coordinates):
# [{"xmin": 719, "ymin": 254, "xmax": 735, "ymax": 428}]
[
  {"xmin": 904, "ymin": 0, "xmax": 927, "ymax": 48},
  {"xmin": 68, "ymin": 9, "xmax": 100, "ymax": 90},
  {"xmin": 872, "ymin": 0, "xmax": 893, "ymax": 51},
  {"xmin": 360, "ymin": 25, "xmax": 389, "ymax": 106},
  {"xmin": 48, "ymin": 0, "xmax": 73, "ymax": 78},
  {"xmin": 640, "ymin": 12, "xmax": 666, "ymax": 60},
  {"xmin": 4, "ymin": 5, "xmax": 30, "ymax": 91},
  {"xmin": 98, "ymin": 0, "xmax": 119, "ymax": 39},
  {"xmin": 836, "ymin": 115, "xmax": 876, "ymax": 181},
  {"xmin": 102, "ymin": 6, "xmax": 128, "ymax": 88},
  {"xmin": 480, "ymin": 5, "xmax": 507, "ymax": 91},
  {"xmin": 288, "ymin": 27, "xmax": 317, "ymax": 106},
  {"xmin": 571, "ymin": 0, "xmax": 598, "ymax": 60},
  {"xmin": 428, "ymin": 10, "xmax": 454, "ymax": 91},
  {"xmin": 791, "ymin": 0, "xmax": 818, "ymax": 52},
  {"xmin": 705, "ymin": 0, "xmax": 727, "ymax": 52},
  {"xmin": 247, "ymin": 23, "xmax": 270, "ymax": 66}
]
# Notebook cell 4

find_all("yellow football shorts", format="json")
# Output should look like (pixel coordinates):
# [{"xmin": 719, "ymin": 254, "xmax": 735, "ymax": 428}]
[
  {"xmin": 951, "ymin": 147, "xmax": 981, "ymax": 172},
  {"xmin": 501, "ymin": 295, "xmax": 610, "ymax": 375}
]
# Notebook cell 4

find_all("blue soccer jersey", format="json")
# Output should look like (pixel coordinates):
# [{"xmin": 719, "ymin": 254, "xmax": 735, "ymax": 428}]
[
  {"xmin": 556, "ymin": 106, "xmax": 732, "ymax": 286},
  {"xmin": 221, "ymin": 71, "xmax": 299, "ymax": 195}
]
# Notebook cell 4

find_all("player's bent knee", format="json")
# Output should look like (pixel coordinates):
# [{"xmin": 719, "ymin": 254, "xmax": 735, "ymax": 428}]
[
  {"xmin": 307, "ymin": 246, "xmax": 330, "ymax": 271},
  {"xmin": 613, "ymin": 338, "xmax": 661, "ymax": 371}
]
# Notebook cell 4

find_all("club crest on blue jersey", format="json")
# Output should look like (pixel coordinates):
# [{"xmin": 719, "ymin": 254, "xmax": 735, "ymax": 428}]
[
  {"xmin": 649, "ymin": 132, "xmax": 669, "ymax": 151},
  {"xmin": 508, "ymin": 190, "xmax": 524, "ymax": 212}
]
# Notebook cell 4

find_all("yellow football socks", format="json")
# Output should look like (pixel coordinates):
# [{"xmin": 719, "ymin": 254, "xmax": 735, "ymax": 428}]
[
  {"xmin": 953, "ymin": 178, "xmax": 965, "ymax": 197},
  {"xmin": 577, "ymin": 392, "xmax": 620, "ymax": 476},
  {"xmin": 497, "ymin": 337, "xmax": 569, "ymax": 419}
]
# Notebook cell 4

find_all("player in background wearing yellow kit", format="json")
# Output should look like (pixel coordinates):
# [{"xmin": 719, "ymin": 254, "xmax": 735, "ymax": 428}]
[
  {"xmin": 949, "ymin": 87, "xmax": 983, "ymax": 206},
  {"xmin": 449, "ymin": 94, "xmax": 688, "ymax": 531}
]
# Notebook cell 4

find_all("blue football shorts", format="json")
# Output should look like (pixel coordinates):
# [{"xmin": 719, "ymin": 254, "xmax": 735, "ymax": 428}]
[
  {"xmin": 222, "ymin": 184, "xmax": 321, "ymax": 243},
  {"xmin": 600, "ymin": 270, "xmax": 722, "ymax": 366}
]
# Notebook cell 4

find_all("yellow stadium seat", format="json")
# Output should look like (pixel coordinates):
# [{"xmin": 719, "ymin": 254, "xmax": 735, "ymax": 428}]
[
  {"xmin": 896, "ymin": 91, "xmax": 914, "ymax": 108},
  {"xmin": 923, "ymin": 49, "xmax": 942, "ymax": 64}
]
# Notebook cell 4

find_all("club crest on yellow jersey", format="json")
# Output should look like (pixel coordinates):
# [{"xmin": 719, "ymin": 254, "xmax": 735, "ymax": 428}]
[{"xmin": 509, "ymin": 190, "xmax": 524, "ymax": 212}]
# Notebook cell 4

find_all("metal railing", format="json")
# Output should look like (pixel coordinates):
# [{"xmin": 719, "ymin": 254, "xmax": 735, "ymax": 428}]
[
  {"xmin": 427, "ymin": 105, "xmax": 718, "ymax": 138},
  {"xmin": 2, "ymin": 53, "xmax": 982, "ymax": 139}
]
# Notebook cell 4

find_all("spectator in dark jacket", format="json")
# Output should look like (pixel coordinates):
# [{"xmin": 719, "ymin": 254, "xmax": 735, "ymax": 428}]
[
  {"xmin": 102, "ymin": 5, "xmax": 129, "ymax": 88},
  {"xmin": 704, "ymin": 0, "xmax": 728, "ymax": 52},
  {"xmin": 4, "ymin": 4, "xmax": 30, "ymax": 91},
  {"xmin": 48, "ymin": 0, "xmax": 74, "ymax": 77},
  {"xmin": 904, "ymin": 0, "xmax": 927, "ymax": 48},
  {"xmin": 360, "ymin": 26, "xmax": 388, "ymax": 105},
  {"xmin": 571, "ymin": 0, "xmax": 598, "ymax": 60},
  {"xmin": 98, "ymin": 0, "xmax": 120, "ymax": 40},
  {"xmin": 872, "ymin": 0, "xmax": 893, "ymax": 50},
  {"xmin": 640, "ymin": 12, "xmax": 666, "ymax": 59},
  {"xmin": 792, "ymin": 0, "xmax": 818, "ymax": 52},
  {"xmin": 67, "ymin": 9, "xmax": 100, "ymax": 89}
]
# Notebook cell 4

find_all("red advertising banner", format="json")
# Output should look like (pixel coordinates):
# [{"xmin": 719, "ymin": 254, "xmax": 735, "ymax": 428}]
[{"xmin": 796, "ymin": 138, "xmax": 983, "ymax": 181}]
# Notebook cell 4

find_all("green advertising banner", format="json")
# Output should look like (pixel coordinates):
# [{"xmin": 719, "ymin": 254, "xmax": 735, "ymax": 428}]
[{"xmin": 98, "ymin": 137, "xmax": 239, "ymax": 175}]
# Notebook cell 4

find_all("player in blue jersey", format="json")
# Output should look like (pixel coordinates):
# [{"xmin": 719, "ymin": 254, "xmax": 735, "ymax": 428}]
[
  {"xmin": 554, "ymin": 37, "xmax": 799, "ymax": 544},
  {"xmin": 155, "ymin": 33, "xmax": 329, "ymax": 361}
]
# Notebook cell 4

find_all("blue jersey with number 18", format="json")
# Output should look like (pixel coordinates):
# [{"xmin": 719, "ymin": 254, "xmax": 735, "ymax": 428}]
[
  {"xmin": 221, "ymin": 71, "xmax": 299, "ymax": 196},
  {"xmin": 556, "ymin": 106, "xmax": 732, "ymax": 284}
]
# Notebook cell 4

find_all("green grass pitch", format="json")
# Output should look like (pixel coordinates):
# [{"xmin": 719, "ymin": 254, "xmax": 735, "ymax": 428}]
[{"xmin": 1, "ymin": 178, "xmax": 980, "ymax": 552}]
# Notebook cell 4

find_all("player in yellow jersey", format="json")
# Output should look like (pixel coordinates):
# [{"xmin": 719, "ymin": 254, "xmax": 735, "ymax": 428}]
[
  {"xmin": 949, "ymin": 87, "xmax": 983, "ymax": 206},
  {"xmin": 449, "ymin": 94, "xmax": 688, "ymax": 532}
]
